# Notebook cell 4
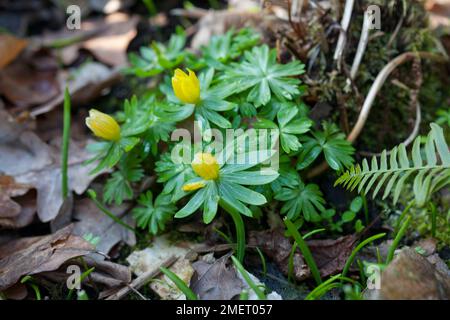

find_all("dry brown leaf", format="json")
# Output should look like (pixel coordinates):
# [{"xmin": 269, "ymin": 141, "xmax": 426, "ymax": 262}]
[
  {"xmin": 13, "ymin": 140, "xmax": 104, "ymax": 223},
  {"xmin": 0, "ymin": 51, "xmax": 60, "ymax": 109},
  {"xmin": 191, "ymin": 254, "xmax": 245, "ymax": 300},
  {"xmin": 426, "ymin": 0, "xmax": 450, "ymax": 28},
  {"xmin": 0, "ymin": 224, "xmax": 94, "ymax": 291},
  {"xmin": 0, "ymin": 132, "xmax": 105, "ymax": 223},
  {"xmin": 30, "ymin": 62, "xmax": 121, "ymax": 117},
  {"xmin": 248, "ymin": 229, "xmax": 310, "ymax": 281},
  {"xmin": 307, "ymin": 235, "xmax": 357, "ymax": 277},
  {"xmin": 72, "ymin": 198, "xmax": 136, "ymax": 254},
  {"xmin": 0, "ymin": 34, "xmax": 28, "ymax": 69},
  {"xmin": 41, "ymin": 254, "xmax": 131, "ymax": 289},
  {"xmin": 82, "ymin": 13, "xmax": 138, "ymax": 66},
  {"xmin": 0, "ymin": 175, "xmax": 32, "ymax": 219},
  {"xmin": 249, "ymin": 229, "xmax": 357, "ymax": 280}
]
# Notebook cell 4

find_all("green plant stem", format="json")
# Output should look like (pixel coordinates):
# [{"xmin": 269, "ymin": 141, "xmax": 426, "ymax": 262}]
[
  {"xmin": 288, "ymin": 242, "xmax": 297, "ymax": 283},
  {"xmin": 341, "ymin": 233, "xmax": 386, "ymax": 278},
  {"xmin": 394, "ymin": 200, "xmax": 414, "ymax": 234},
  {"xmin": 305, "ymin": 274, "xmax": 356, "ymax": 300},
  {"xmin": 160, "ymin": 267, "xmax": 197, "ymax": 300},
  {"xmin": 62, "ymin": 87, "xmax": 71, "ymax": 199},
  {"xmin": 284, "ymin": 218, "xmax": 322, "ymax": 285},
  {"xmin": 87, "ymin": 189, "xmax": 136, "ymax": 233},
  {"xmin": 429, "ymin": 202, "xmax": 437, "ymax": 238},
  {"xmin": 303, "ymin": 228, "xmax": 326, "ymax": 240},
  {"xmin": 362, "ymin": 195, "xmax": 369, "ymax": 225},
  {"xmin": 231, "ymin": 256, "xmax": 266, "ymax": 300},
  {"xmin": 67, "ymin": 267, "xmax": 95, "ymax": 300},
  {"xmin": 220, "ymin": 200, "xmax": 246, "ymax": 263},
  {"xmin": 386, "ymin": 215, "xmax": 411, "ymax": 264},
  {"xmin": 255, "ymin": 247, "xmax": 267, "ymax": 277},
  {"xmin": 288, "ymin": 228, "xmax": 325, "ymax": 283}
]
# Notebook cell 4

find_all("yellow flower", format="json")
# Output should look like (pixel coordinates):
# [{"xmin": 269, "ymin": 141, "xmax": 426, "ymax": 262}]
[
  {"xmin": 171, "ymin": 68, "xmax": 200, "ymax": 104},
  {"xmin": 192, "ymin": 153, "xmax": 219, "ymax": 180},
  {"xmin": 85, "ymin": 109, "xmax": 121, "ymax": 141},
  {"xmin": 182, "ymin": 181, "xmax": 206, "ymax": 192}
]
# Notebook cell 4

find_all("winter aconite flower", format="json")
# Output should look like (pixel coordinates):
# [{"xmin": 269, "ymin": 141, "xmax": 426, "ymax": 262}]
[
  {"xmin": 86, "ymin": 109, "xmax": 121, "ymax": 141},
  {"xmin": 181, "ymin": 153, "xmax": 219, "ymax": 192},
  {"xmin": 191, "ymin": 153, "xmax": 219, "ymax": 180},
  {"xmin": 172, "ymin": 68, "xmax": 200, "ymax": 104}
]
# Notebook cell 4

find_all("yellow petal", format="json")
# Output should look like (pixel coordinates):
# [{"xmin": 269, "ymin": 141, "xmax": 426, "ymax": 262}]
[
  {"xmin": 191, "ymin": 153, "xmax": 219, "ymax": 180},
  {"xmin": 182, "ymin": 181, "xmax": 206, "ymax": 191},
  {"xmin": 171, "ymin": 68, "xmax": 200, "ymax": 104},
  {"xmin": 85, "ymin": 109, "xmax": 121, "ymax": 141}
]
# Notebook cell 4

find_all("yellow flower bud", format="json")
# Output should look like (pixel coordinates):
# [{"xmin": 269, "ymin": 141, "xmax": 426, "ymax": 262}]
[
  {"xmin": 171, "ymin": 68, "xmax": 200, "ymax": 104},
  {"xmin": 182, "ymin": 181, "xmax": 206, "ymax": 192},
  {"xmin": 85, "ymin": 109, "xmax": 121, "ymax": 141},
  {"xmin": 191, "ymin": 153, "xmax": 220, "ymax": 180}
]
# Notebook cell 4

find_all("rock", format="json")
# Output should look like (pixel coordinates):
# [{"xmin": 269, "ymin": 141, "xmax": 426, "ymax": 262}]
[{"xmin": 379, "ymin": 248, "xmax": 450, "ymax": 300}]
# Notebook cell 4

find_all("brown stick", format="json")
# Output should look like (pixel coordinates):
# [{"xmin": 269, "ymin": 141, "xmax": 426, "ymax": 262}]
[
  {"xmin": 105, "ymin": 255, "xmax": 177, "ymax": 300},
  {"xmin": 307, "ymin": 52, "xmax": 447, "ymax": 179}
]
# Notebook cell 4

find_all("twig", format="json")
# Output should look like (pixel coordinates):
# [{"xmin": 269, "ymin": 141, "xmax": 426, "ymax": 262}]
[
  {"xmin": 105, "ymin": 256, "xmax": 177, "ymax": 300},
  {"xmin": 306, "ymin": 52, "xmax": 447, "ymax": 179},
  {"xmin": 333, "ymin": 0, "xmax": 355, "ymax": 69},
  {"xmin": 350, "ymin": 10, "xmax": 371, "ymax": 80},
  {"xmin": 347, "ymin": 52, "xmax": 440, "ymax": 143}
]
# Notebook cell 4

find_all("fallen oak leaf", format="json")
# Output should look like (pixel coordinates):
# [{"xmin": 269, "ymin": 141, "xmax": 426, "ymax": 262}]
[
  {"xmin": 0, "ymin": 50, "xmax": 60, "ymax": 109},
  {"xmin": 248, "ymin": 229, "xmax": 310, "ymax": 281},
  {"xmin": 40, "ymin": 254, "xmax": 131, "ymax": 290},
  {"xmin": 10, "ymin": 139, "xmax": 106, "ymax": 222},
  {"xmin": 307, "ymin": 235, "xmax": 357, "ymax": 278},
  {"xmin": 190, "ymin": 254, "xmax": 245, "ymax": 300},
  {"xmin": 82, "ymin": 13, "xmax": 139, "ymax": 67},
  {"xmin": 72, "ymin": 197, "xmax": 136, "ymax": 255},
  {"xmin": 30, "ymin": 62, "xmax": 122, "ymax": 117},
  {"xmin": 0, "ymin": 175, "xmax": 32, "ymax": 219},
  {"xmin": 0, "ymin": 34, "xmax": 28, "ymax": 69},
  {"xmin": 0, "ymin": 224, "xmax": 94, "ymax": 291},
  {"xmin": 249, "ymin": 229, "xmax": 357, "ymax": 280}
]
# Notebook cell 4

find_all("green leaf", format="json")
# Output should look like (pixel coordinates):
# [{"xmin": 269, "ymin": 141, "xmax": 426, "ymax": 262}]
[
  {"xmin": 224, "ymin": 45, "xmax": 305, "ymax": 107},
  {"xmin": 336, "ymin": 124, "xmax": 450, "ymax": 206},
  {"xmin": 132, "ymin": 191, "xmax": 176, "ymax": 235},
  {"xmin": 298, "ymin": 122, "xmax": 354, "ymax": 171},
  {"xmin": 342, "ymin": 211, "xmax": 356, "ymax": 223},
  {"xmin": 275, "ymin": 181, "xmax": 325, "ymax": 221},
  {"xmin": 175, "ymin": 187, "xmax": 207, "ymax": 218},
  {"xmin": 350, "ymin": 196, "xmax": 363, "ymax": 213}
]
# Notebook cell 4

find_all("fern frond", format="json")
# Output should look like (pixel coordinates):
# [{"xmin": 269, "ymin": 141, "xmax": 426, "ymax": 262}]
[{"xmin": 335, "ymin": 124, "xmax": 450, "ymax": 207}]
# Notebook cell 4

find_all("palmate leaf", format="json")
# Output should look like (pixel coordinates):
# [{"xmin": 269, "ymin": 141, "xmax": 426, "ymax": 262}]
[
  {"xmin": 125, "ymin": 28, "xmax": 186, "ymax": 78},
  {"xmin": 254, "ymin": 104, "xmax": 313, "ymax": 154},
  {"xmin": 274, "ymin": 180, "xmax": 325, "ymax": 222},
  {"xmin": 335, "ymin": 124, "xmax": 450, "ymax": 207},
  {"xmin": 103, "ymin": 153, "xmax": 144, "ymax": 205},
  {"xmin": 297, "ymin": 122, "xmax": 355, "ymax": 171},
  {"xmin": 200, "ymin": 28, "xmax": 260, "ymax": 68},
  {"xmin": 224, "ymin": 45, "xmax": 305, "ymax": 107},
  {"xmin": 155, "ymin": 152, "xmax": 194, "ymax": 202},
  {"xmin": 132, "ymin": 191, "xmax": 177, "ymax": 235}
]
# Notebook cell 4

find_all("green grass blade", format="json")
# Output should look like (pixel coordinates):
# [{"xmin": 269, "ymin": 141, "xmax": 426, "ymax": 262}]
[
  {"xmin": 386, "ymin": 215, "xmax": 411, "ymax": 264},
  {"xmin": 342, "ymin": 233, "xmax": 386, "ymax": 278},
  {"xmin": 160, "ymin": 267, "xmax": 198, "ymax": 300},
  {"xmin": 62, "ymin": 87, "xmax": 71, "ymax": 199},
  {"xmin": 231, "ymin": 256, "xmax": 266, "ymax": 300},
  {"xmin": 284, "ymin": 218, "xmax": 322, "ymax": 285}
]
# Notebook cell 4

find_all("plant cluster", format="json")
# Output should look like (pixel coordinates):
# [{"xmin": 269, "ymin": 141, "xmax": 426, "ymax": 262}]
[{"xmin": 85, "ymin": 28, "xmax": 356, "ymax": 243}]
